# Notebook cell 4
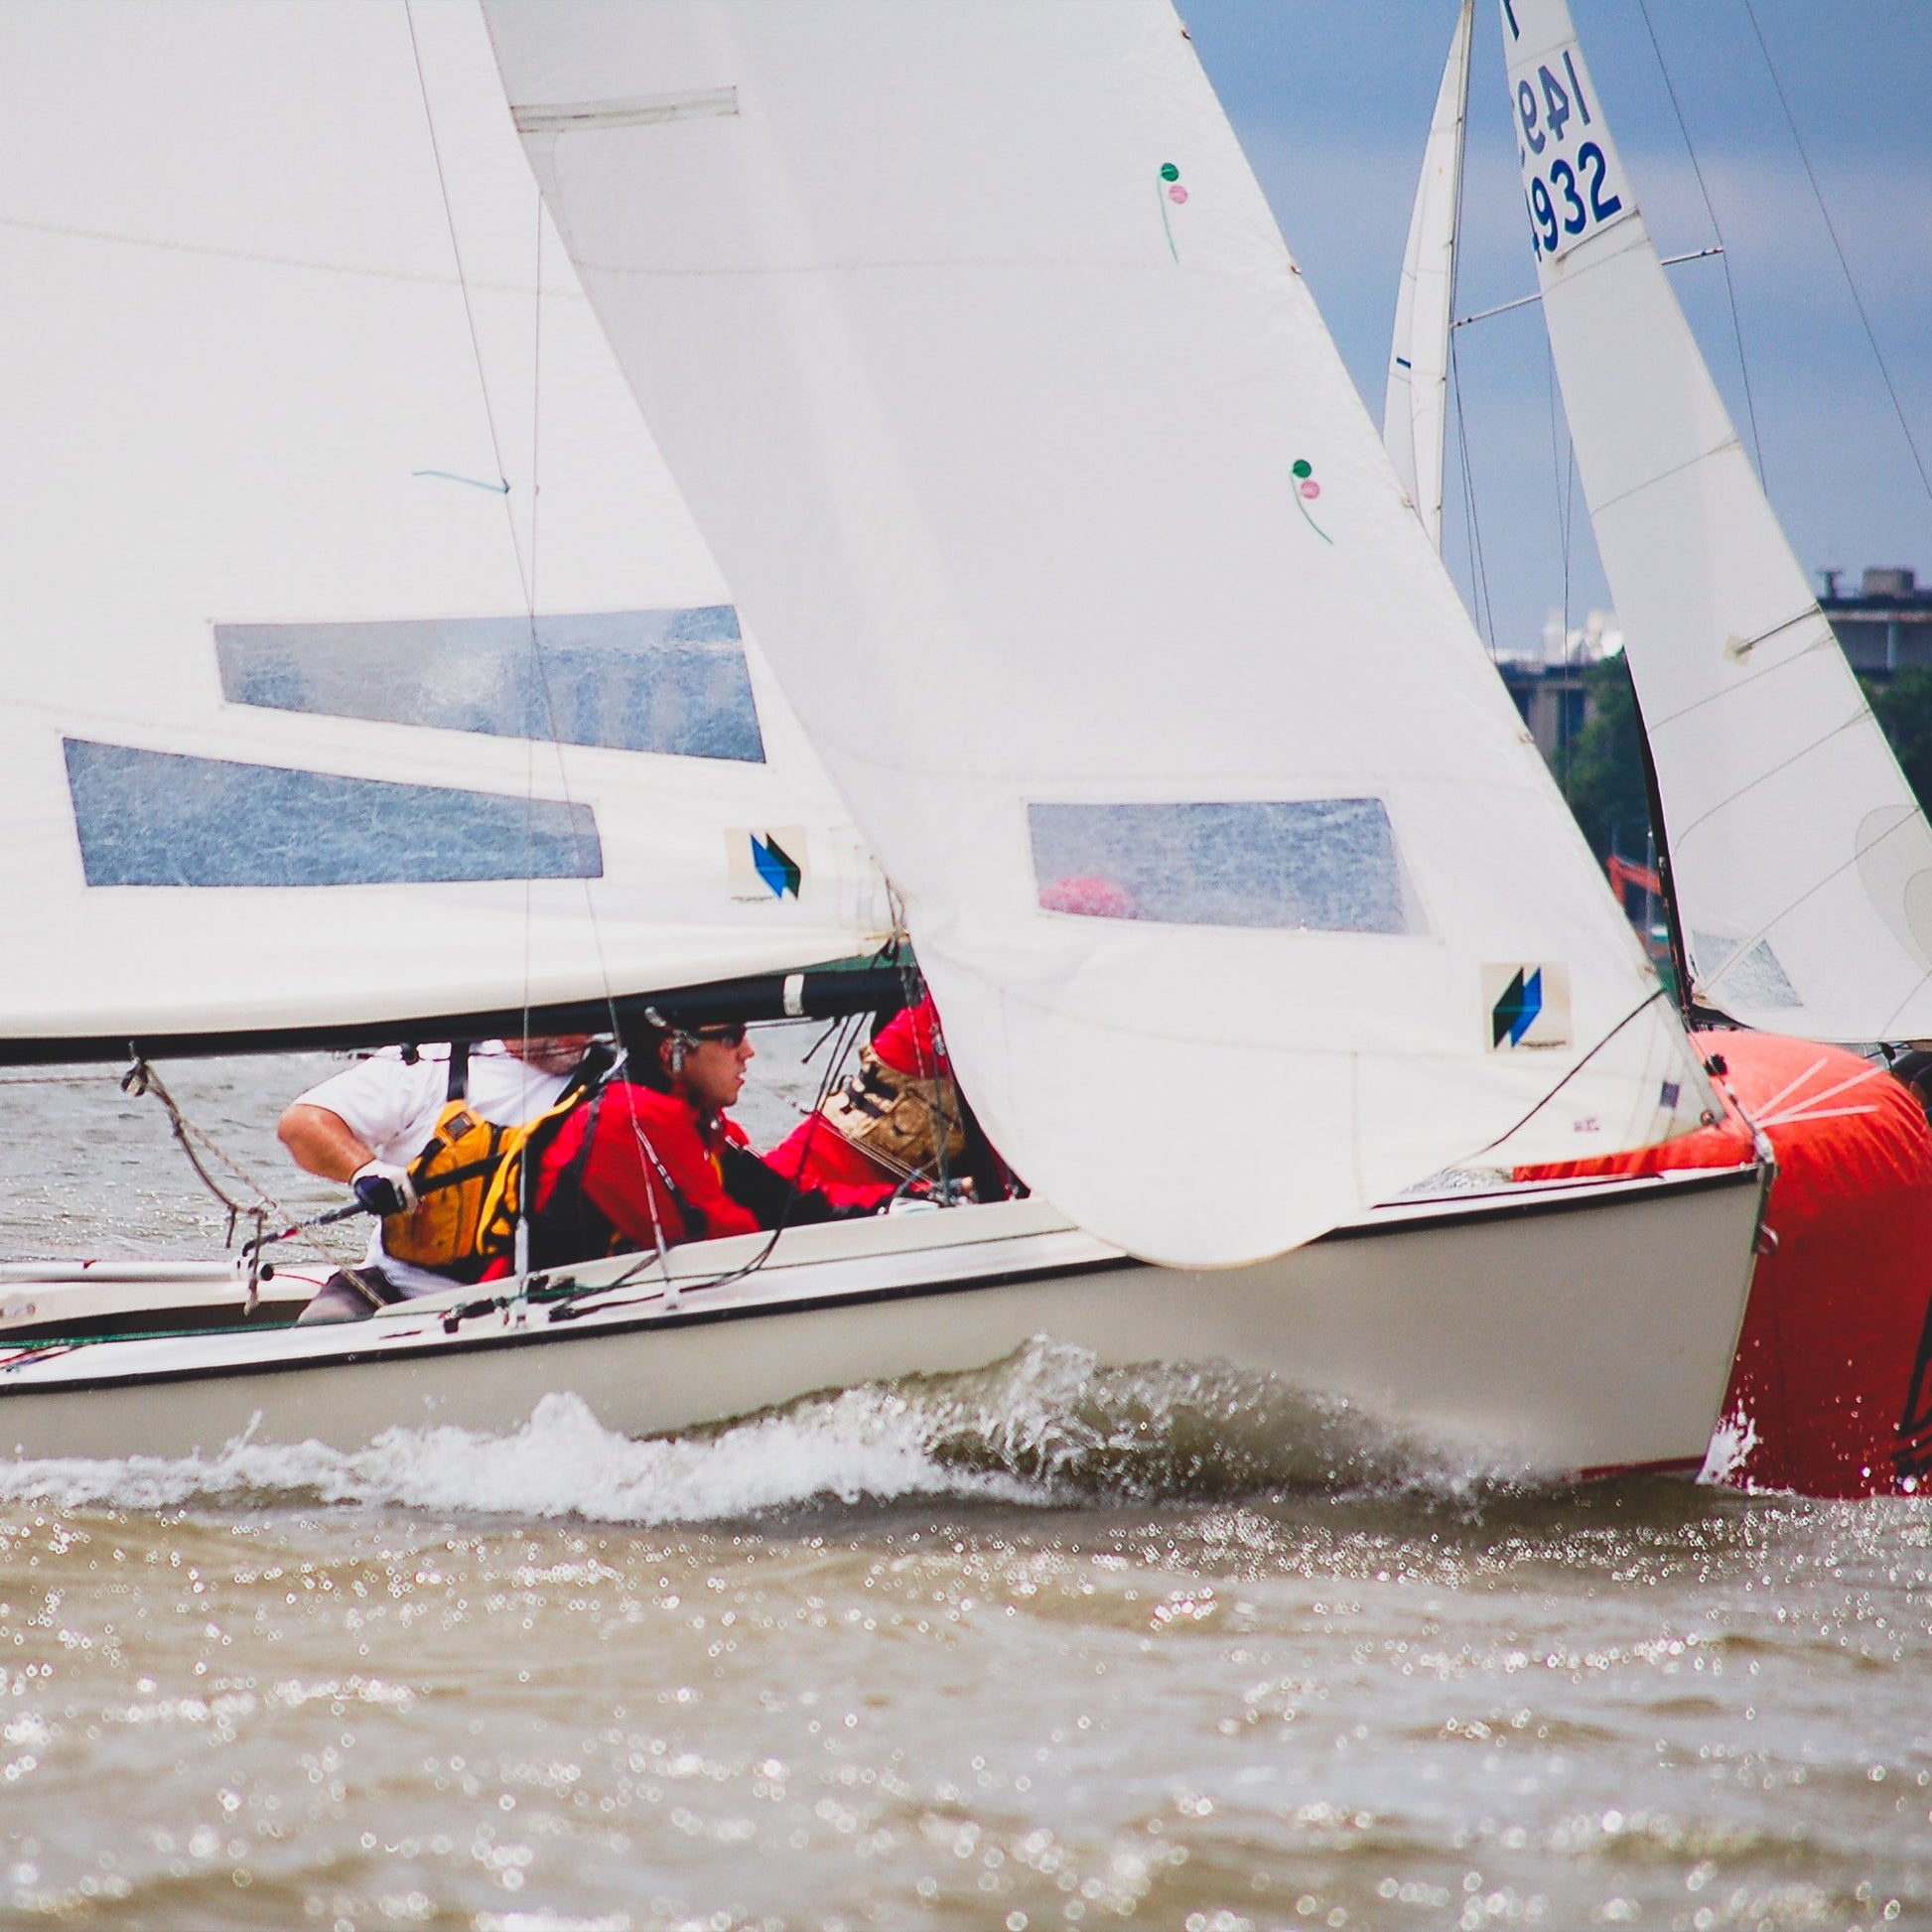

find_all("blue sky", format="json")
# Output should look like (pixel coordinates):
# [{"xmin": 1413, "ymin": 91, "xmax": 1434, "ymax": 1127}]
[{"xmin": 1186, "ymin": 0, "xmax": 1932, "ymax": 654}]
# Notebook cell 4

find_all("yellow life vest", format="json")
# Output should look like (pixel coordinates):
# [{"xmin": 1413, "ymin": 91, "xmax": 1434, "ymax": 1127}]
[
  {"xmin": 471, "ymin": 1079, "xmax": 614, "ymax": 1274},
  {"xmin": 381, "ymin": 1043, "xmax": 611, "ymax": 1282}
]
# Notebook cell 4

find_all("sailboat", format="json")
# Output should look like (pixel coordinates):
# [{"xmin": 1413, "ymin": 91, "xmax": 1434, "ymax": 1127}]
[
  {"xmin": 1384, "ymin": 0, "xmax": 1932, "ymax": 1495},
  {"xmin": 0, "ymin": 0, "xmax": 1765, "ymax": 1479},
  {"xmin": 1498, "ymin": 0, "xmax": 1932, "ymax": 1043}
]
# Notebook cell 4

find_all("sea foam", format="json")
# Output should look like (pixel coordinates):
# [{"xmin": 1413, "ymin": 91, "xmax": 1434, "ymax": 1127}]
[{"xmin": 0, "ymin": 1336, "xmax": 1531, "ymax": 1524}]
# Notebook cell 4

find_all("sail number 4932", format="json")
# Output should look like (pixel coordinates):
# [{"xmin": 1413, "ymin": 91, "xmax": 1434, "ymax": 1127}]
[{"xmin": 1509, "ymin": 44, "xmax": 1630, "ymax": 264}]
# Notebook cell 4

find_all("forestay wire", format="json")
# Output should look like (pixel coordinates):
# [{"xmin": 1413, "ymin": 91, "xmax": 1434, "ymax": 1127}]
[
  {"xmin": 1738, "ymin": 0, "xmax": 1932, "ymax": 520},
  {"xmin": 403, "ymin": 1, "xmax": 663, "ymax": 1240}
]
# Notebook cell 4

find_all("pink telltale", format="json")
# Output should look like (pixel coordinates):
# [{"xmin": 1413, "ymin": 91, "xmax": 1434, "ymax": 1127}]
[
  {"xmin": 1300, "ymin": 480, "xmax": 1321, "ymax": 499},
  {"xmin": 1168, "ymin": 185, "xmax": 1189, "ymax": 205}
]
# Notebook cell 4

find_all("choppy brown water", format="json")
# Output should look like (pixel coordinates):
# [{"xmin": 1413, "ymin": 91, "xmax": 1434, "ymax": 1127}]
[{"xmin": 2, "ymin": 1044, "xmax": 1930, "ymax": 1931}]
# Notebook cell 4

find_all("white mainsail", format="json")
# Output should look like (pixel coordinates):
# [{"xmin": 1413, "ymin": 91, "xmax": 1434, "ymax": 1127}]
[
  {"xmin": 1500, "ymin": 0, "xmax": 1932, "ymax": 1041},
  {"xmin": 483, "ymin": 0, "xmax": 1717, "ymax": 1267},
  {"xmin": 0, "ymin": 0, "xmax": 891, "ymax": 1053},
  {"xmin": 1385, "ymin": 0, "xmax": 1475, "ymax": 551}
]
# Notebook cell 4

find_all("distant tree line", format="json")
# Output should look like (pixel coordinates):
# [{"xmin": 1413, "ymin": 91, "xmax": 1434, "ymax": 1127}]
[{"xmin": 1557, "ymin": 654, "xmax": 1932, "ymax": 863}]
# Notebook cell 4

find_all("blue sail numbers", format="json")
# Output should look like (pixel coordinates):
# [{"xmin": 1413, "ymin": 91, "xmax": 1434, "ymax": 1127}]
[{"xmin": 1500, "ymin": 0, "xmax": 1630, "ymax": 265}]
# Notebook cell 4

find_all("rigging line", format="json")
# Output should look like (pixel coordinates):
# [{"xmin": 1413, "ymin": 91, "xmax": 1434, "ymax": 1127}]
[
  {"xmin": 1463, "ymin": 986, "xmax": 1681, "ymax": 1162},
  {"xmin": 1876, "ymin": 946, "xmax": 1932, "ymax": 1041},
  {"xmin": 1439, "ymin": 2, "xmax": 1471, "ymax": 548},
  {"xmin": 405, "ymin": 0, "xmax": 589, "ymax": 957},
  {"xmin": 506, "ymin": 198, "xmax": 632, "ymax": 1054},
  {"xmin": 521, "ymin": 195, "xmax": 543, "ymax": 1056},
  {"xmin": 1436, "ymin": 26, "xmax": 1491, "ymax": 652},
  {"xmin": 0, "ymin": 211, "xmax": 551, "ymax": 295},
  {"xmin": 1739, "ymin": 0, "xmax": 1932, "ymax": 520},
  {"xmin": 406, "ymin": 0, "xmax": 602, "ymax": 1026},
  {"xmin": 406, "ymin": 6, "xmax": 622, "ymax": 1059},
  {"xmin": 1549, "ymin": 345, "xmax": 1577, "ymax": 635},
  {"xmin": 118, "ymin": 1058, "xmax": 341, "ymax": 1273},
  {"xmin": 402, "ymin": 1, "xmax": 512, "ymax": 503},
  {"xmin": 593, "ymin": 1009, "xmax": 873, "ymax": 1304},
  {"xmin": 1634, "ymin": 0, "xmax": 1766, "ymax": 484}
]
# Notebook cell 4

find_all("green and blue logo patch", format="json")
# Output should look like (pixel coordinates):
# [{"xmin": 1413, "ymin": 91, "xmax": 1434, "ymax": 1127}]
[{"xmin": 1482, "ymin": 963, "xmax": 1571, "ymax": 1050}]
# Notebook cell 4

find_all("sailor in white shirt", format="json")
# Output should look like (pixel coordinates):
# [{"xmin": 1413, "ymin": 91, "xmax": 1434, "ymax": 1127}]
[{"xmin": 278, "ymin": 1036, "xmax": 594, "ymax": 1315}]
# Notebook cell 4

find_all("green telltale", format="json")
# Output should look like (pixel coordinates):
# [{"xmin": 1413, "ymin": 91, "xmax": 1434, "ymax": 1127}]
[
  {"xmin": 1160, "ymin": 163, "xmax": 1180, "ymax": 183},
  {"xmin": 1292, "ymin": 459, "xmax": 1312, "ymax": 479}
]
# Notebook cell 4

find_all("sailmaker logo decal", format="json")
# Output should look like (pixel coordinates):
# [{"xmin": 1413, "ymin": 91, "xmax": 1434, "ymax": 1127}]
[
  {"xmin": 751, "ymin": 833, "xmax": 802, "ymax": 898},
  {"xmin": 729, "ymin": 827, "xmax": 809, "ymax": 902},
  {"xmin": 1493, "ymin": 967, "xmax": 1543, "ymax": 1048},
  {"xmin": 1482, "ymin": 963, "xmax": 1572, "ymax": 1051}
]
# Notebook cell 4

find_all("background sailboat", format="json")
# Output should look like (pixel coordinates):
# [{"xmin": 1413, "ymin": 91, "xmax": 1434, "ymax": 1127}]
[
  {"xmin": 1379, "ymin": 0, "xmax": 1932, "ymax": 1497},
  {"xmin": 1496, "ymin": 0, "xmax": 1932, "ymax": 1042}
]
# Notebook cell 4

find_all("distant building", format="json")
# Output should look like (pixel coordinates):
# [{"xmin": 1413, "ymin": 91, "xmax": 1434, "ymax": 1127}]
[
  {"xmin": 1494, "ymin": 572, "xmax": 1932, "ymax": 765},
  {"xmin": 1494, "ymin": 608, "xmax": 1622, "ymax": 765},
  {"xmin": 1820, "ymin": 566, "xmax": 1932, "ymax": 676},
  {"xmin": 1497, "ymin": 658, "xmax": 1589, "ymax": 764}
]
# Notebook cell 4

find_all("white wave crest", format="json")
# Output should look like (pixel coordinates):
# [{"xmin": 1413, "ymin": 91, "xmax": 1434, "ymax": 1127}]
[{"xmin": 0, "ymin": 1337, "xmax": 1519, "ymax": 1524}]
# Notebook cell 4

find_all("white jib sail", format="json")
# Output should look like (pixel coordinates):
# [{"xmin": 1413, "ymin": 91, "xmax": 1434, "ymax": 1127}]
[
  {"xmin": 1501, "ymin": 0, "xmax": 1932, "ymax": 1041},
  {"xmin": 1385, "ymin": 0, "xmax": 1475, "ymax": 551},
  {"xmin": 0, "ymin": 0, "xmax": 891, "ymax": 1052},
  {"xmin": 484, "ymin": 0, "xmax": 1718, "ymax": 1267}
]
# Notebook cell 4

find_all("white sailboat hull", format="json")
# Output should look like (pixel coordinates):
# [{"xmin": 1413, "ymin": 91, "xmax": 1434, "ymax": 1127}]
[
  {"xmin": 0, "ymin": 1259, "xmax": 322, "ymax": 1340},
  {"xmin": 0, "ymin": 1172, "xmax": 1763, "ymax": 1479}
]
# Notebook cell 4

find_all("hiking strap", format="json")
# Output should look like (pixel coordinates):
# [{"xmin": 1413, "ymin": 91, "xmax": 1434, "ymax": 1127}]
[{"xmin": 446, "ymin": 1040, "xmax": 470, "ymax": 1104}]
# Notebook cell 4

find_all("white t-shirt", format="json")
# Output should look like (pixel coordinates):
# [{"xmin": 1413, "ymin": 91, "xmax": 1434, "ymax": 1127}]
[{"xmin": 294, "ymin": 1042, "xmax": 576, "ymax": 1297}]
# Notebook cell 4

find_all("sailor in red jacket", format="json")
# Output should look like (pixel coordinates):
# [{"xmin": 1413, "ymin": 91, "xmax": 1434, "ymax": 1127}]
[
  {"xmin": 765, "ymin": 995, "xmax": 1015, "ymax": 1200},
  {"xmin": 519, "ymin": 1011, "xmax": 894, "ymax": 1269}
]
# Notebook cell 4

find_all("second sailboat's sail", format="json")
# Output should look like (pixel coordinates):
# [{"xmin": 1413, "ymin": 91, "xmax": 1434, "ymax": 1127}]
[
  {"xmin": 1386, "ymin": 0, "xmax": 1476, "ymax": 550},
  {"xmin": 1501, "ymin": 0, "xmax": 1932, "ymax": 1041},
  {"xmin": 484, "ymin": 0, "xmax": 1717, "ymax": 1266}
]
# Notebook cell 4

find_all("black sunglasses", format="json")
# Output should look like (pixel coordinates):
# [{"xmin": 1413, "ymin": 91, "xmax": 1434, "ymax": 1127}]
[{"xmin": 691, "ymin": 1023, "xmax": 749, "ymax": 1047}]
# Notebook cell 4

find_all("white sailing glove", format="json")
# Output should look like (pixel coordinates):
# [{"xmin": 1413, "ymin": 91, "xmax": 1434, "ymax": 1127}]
[{"xmin": 350, "ymin": 1160, "xmax": 418, "ymax": 1217}]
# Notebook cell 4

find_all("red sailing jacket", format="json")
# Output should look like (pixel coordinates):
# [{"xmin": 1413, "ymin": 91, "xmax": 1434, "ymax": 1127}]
[
  {"xmin": 499, "ymin": 1081, "xmax": 894, "ymax": 1273},
  {"xmin": 541, "ymin": 1082, "xmax": 760, "ymax": 1250}
]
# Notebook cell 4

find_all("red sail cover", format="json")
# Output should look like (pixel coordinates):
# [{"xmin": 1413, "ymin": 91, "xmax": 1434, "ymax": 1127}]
[{"xmin": 1524, "ymin": 1031, "xmax": 1932, "ymax": 1497}]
